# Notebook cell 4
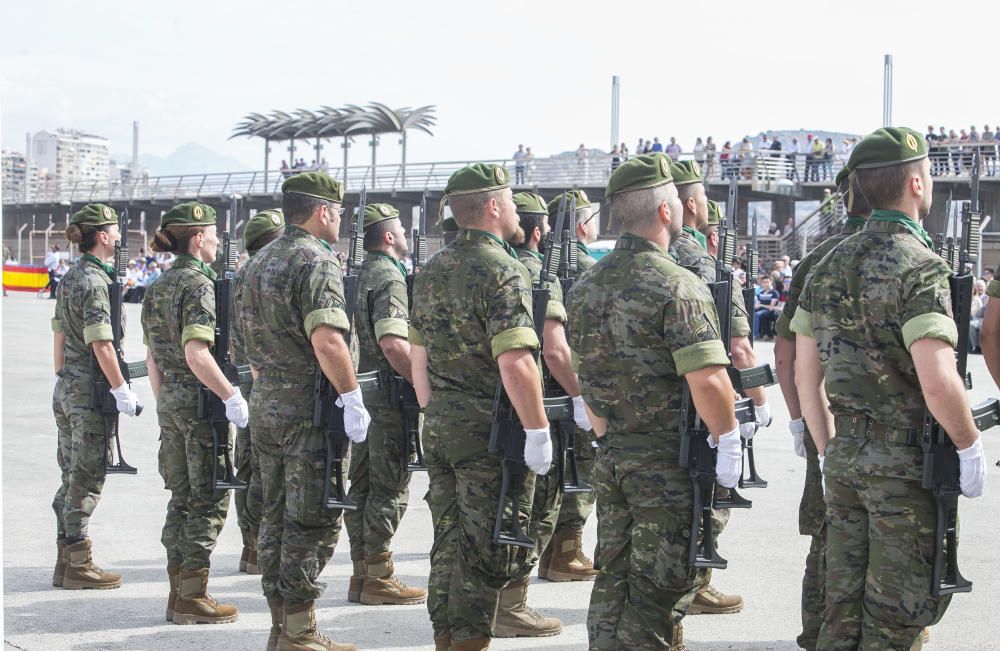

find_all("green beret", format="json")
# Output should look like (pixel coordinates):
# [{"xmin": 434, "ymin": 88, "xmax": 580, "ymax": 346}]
[
  {"xmin": 706, "ymin": 200, "xmax": 722, "ymax": 226},
  {"xmin": 546, "ymin": 189, "xmax": 591, "ymax": 217},
  {"xmin": 281, "ymin": 171, "xmax": 344, "ymax": 203},
  {"xmin": 849, "ymin": 127, "xmax": 928, "ymax": 170},
  {"xmin": 364, "ymin": 203, "xmax": 400, "ymax": 229},
  {"xmin": 669, "ymin": 160, "xmax": 704, "ymax": 186},
  {"xmin": 441, "ymin": 214, "xmax": 459, "ymax": 233},
  {"xmin": 444, "ymin": 163, "xmax": 509, "ymax": 197},
  {"xmin": 161, "ymin": 202, "xmax": 217, "ymax": 227},
  {"xmin": 71, "ymin": 203, "xmax": 118, "ymax": 227},
  {"xmin": 513, "ymin": 192, "xmax": 548, "ymax": 215},
  {"xmin": 244, "ymin": 209, "xmax": 284, "ymax": 251},
  {"xmin": 606, "ymin": 154, "xmax": 674, "ymax": 197}
]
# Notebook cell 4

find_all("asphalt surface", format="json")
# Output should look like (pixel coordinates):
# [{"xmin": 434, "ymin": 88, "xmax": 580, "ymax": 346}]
[{"xmin": 3, "ymin": 291, "xmax": 999, "ymax": 650}]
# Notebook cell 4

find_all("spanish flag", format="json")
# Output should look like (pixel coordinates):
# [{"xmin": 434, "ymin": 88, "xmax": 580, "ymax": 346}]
[{"xmin": 2, "ymin": 264, "xmax": 49, "ymax": 292}]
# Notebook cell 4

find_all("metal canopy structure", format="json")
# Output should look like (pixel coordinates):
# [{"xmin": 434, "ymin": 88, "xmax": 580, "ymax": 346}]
[{"xmin": 231, "ymin": 103, "xmax": 437, "ymax": 188}]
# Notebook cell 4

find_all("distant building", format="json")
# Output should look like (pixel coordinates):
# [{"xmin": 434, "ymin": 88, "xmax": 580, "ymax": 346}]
[
  {"xmin": 2, "ymin": 150, "xmax": 40, "ymax": 202},
  {"xmin": 31, "ymin": 129, "xmax": 111, "ymax": 190}
]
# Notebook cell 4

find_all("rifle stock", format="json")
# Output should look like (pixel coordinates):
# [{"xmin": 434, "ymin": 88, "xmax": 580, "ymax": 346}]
[
  {"xmin": 738, "ymin": 210, "xmax": 767, "ymax": 489},
  {"xmin": 399, "ymin": 191, "xmax": 429, "ymax": 472}
]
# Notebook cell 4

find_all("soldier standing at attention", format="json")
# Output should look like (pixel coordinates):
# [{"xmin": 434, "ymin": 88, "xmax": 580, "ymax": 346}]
[
  {"xmin": 342, "ymin": 202, "xmax": 427, "ymax": 606},
  {"xmin": 792, "ymin": 127, "xmax": 987, "ymax": 649},
  {"xmin": 142, "ymin": 201, "xmax": 249, "ymax": 625},
  {"xmin": 410, "ymin": 164, "xmax": 554, "ymax": 651},
  {"xmin": 231, "ymin": 208, "xmax": 285, "ymax": 576},
  {"xmin": 772, "ymin": 167, "xmax": 870, "ymax": 650},
  {"xmin": 537, "ymin": 189, "xmax": 599, "ymax": 583},
  {"xmin": 52, "ymin": 203, "xmax": 140, "ymax": 590},
  {"xmin": 567, "ymin": 154, "xmax": 742, "ymax": 650},
  {"xmin": 239, "ymin": 171, "xmax": 370, "ymax": 651}
]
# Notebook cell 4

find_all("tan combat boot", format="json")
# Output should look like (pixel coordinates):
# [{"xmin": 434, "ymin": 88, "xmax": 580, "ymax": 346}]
[
  {"xmin": 671, "ymin": 622, "xmax": 686, "ymax": 651},
  {"xmin": 171, "ymin": 568, "xmax": 238, "ymax": 625},
  {"xmin": 246, "ymin": 528, "xmax": 261, "ymax": 575},
  {"xmin": 62, "ymin": 539, "xmax": 122, "ymax": 590},
  {"xmin": 543, "ymin": 528, "xmax": 597, "ymax": 582},
  {"xmin": 450, "ymin": 638, "xmax": 490, "ymax": 651},
  {"xmin": 165, "ymin": 564, "xmax": 180, "ymax": 621},
  {"xmin": 347, "ymin": 553, "xmax": 365, "ymax": 603},
  {"xmin": 267, "ymin": 596, "xmax": 284, "ymax": 651},
  {"xmin": 492, "ymin": 578, "xmax": 562, "ymax": 637},
  {"xmin": 277, "ymin": 601, "xmax": 356, "ymax": 651},
  {"xmin": 688, "ymin": 583, "xmax": 743, "ymax": 615},
  {"xmin": 433, "ymin": 631, "xmax": 453, "ymax": 651},
  {"xmin": 536, "ymin": 537, "xmax": 554, "ymax": 580},
  {"xmin": 360, "ymin": 551, "xmax": 427, "ymax": 605},
  {"xmin": 52, "ymin": 538, "xmax": 66, "ymax": 587},
  {"xmin": 240, "ymin": 530, "xmax": 251, "ymax": 573}
]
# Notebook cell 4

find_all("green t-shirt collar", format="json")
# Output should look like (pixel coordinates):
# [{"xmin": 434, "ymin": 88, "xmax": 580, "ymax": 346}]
[
  {"xmin": 683, "ymin": 225, "xmax": 708, "ymax": 250},
  {"xmin": 464, "ymin": 229, "xmax": 518, "ymax": 261},
  {"xmin": 516, "ymin": 248, "xmax": 543, "ymax": 261},
  {"xmin": 868, "ymin": 209, "xmax": 934, "ymax": 250},
  {"xmin": 82, "ymin": 253, "xmax": 115, "ymax": 278},
  {"xmin": 844, "ymin": 216, "xmax": 867, "ymax": 232},
  {"xmin": 285, "ymin": 223, "xmax": 333, "ymax": 253},
  {"xmin": 367, "ymin": 251, "xmax": 408, "ymax": 278},
  {"xmin": 577, "ymin": 242, "xmax": 592, "ymax": 257},
  {"xmin": 175, "ymin": 254, "xmax": 219, "ymax": 281}
]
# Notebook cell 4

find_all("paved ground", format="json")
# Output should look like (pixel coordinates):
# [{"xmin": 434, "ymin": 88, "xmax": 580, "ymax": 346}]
[{"xmin": 3, "ymin": 290, "xmax": 999, "ymax": 650}]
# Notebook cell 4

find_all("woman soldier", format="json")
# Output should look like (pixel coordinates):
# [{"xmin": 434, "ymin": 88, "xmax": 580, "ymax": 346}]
[
  {"xmin": 141, "ymin": 202, "xmax": 248, "ymax": 625},
  {"xmin": 52, "ymin": 203, "xmax": 141, "ymax": 590}
]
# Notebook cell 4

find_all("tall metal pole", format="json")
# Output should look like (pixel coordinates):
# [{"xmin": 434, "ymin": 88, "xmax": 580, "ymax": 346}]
[
  {"xmin": 882, "ymin": 54, "xmax": 893, "ymax": 127},
  {"xmin": 263, "ymin": 138, "xmax": 270, "ymax": 192},
  {"xmin": 610, "ymin": 75, "xmax": 621, "ymax": 151}
]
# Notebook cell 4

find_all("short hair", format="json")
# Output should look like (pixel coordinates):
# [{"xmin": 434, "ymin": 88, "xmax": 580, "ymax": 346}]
[
  {"xmin": 282, "ymin": 192, "xmax": 334, "ymax": 225},
  {"xmin": 676, "ymin": 182, "xmax": 701, "ymax": 206},
  {"xmin": 448, "ymin": 189, "xmax": 504, "ymax": 228},
  {"xmin": 248, "ymin": 227, "xmax": 283, "ymax": 254},
  {"xmin": 845, "ymin": 174, "xmax": 872, "ymax": 216},
  {"xmin": 363, "ymin": 218, "xmax": 395, "ymax": 252},
  {"xmin": 575, "ymin": 206, "xmax": 594, "ymax": 228},
  {"xmin": 611, "ymin": 184, "xmax": 673, "ymax": 229},
  {"xmin": 518, "ymin": 212, "xmax": 545, "ymax": 238},
  {"xmin": 854, "ymin": 160, "xmax": 923, "ymax": 210}
]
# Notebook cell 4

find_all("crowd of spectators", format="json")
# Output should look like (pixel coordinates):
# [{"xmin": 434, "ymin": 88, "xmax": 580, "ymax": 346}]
[
  {"xmin": 925, "ymin": 125, "xmax": 1000, "ymax": 176},
  {"xmin": 280, "ymin": 157, "xmax": 330, "ymax": 178}
]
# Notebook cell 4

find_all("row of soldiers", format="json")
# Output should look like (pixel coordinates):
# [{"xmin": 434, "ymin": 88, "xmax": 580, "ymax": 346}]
[{"xmin": 49, "ymin": 124, "xmax": 992, "ymax": 651}]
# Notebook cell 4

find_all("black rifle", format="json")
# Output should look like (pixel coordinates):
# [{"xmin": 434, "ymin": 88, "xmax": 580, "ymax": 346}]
[
  {"xmin": 396, "ymin": 192, "xmax": 428, "ymax": 472},
  {"xmin": 197, "ymin": 195, "xmax": 247, "ymax": 491},
  {"xmin": 738, "ymin": 211, "xmax": 767, "ymax": 489},
  {"xmin": 313, "ymin": 186, "xmax": 367, "ymax": 510},
  {"xmin": 90, "ymin": 207, "xmax": 141, "ymax": 475},
  {"xmin": 679, "ymin": 178, "xmax": 755, "ymax": 569},
  {"xmin": 922, "ymin": 152, "xmax": 1000, "ymax": 597}
]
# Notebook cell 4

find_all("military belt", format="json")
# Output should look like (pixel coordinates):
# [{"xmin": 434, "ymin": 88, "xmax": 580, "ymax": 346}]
[
  {"xmin": 162, "ymin": 371, "xmax": 200, "ymax": 384},
  {"xmin": 543, "ymin": 396, "xmax": 573, "ymax": 422},
  {"xmin": 834, "ymin": 414, "xmax": 920, "ymax": 446}
]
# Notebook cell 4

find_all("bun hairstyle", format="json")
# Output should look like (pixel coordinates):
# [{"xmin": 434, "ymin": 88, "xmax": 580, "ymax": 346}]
[
  {"xmin": 65, "ymin": 223, "xmax": 108, "ymax": 251},
  {"xmin": 65, "ymin": 224, "xmax": 86, "ymax": 244},
  {"xmin": 149, "ymin": 228, "xmax": 178, "ymax": 253},
  {"xmin": 150, "ymin": 225, "xmax": 203, "ymax": 254}
]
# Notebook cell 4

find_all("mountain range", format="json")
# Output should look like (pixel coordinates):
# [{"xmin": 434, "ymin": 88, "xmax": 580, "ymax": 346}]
[{"xmin": 112, "ymin": 142, "xmax": 253, "ymax": 177}]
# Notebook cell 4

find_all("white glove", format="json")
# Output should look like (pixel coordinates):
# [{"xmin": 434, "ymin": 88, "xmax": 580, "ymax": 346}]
[
  {"xmin": 223, "ymin": 387, "xmax": 250, "ymax": 428},
  {"xmin": 710, "ymin": 427, "xmax": 743, "ymax": 488},
  {"xmin": 957, "ymin": 438, "xmax": 987, "ymax": 498},
  {"xmin": 740, "ymin": 402, "xmax": 772, "ymax": 440},
  {"xmin": 336, "ymin": 386, "xmax": 371, "ymax": 444},
  {"xmin": 524, "ymin": 427, "xmax": 553, "ymax": 475},
  {"xmin": 572, "ymin": 395, "xmax": 593, "ymax": 431},
  {"xmin": 819, "ymin": 454, "xmax": 826, "ymax": 495},
  {"xmin": 110, "ymin": 384, "xmax": 140, "ymax": 417},
  {"xmin": 790, "ymin": 418, "xmax": 807, "ymax": 459}
]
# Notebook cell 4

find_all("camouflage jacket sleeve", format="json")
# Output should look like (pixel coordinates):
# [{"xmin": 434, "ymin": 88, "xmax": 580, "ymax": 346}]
[
  {"xmin": 729, "ymin": 283, "xmax": 751, "ymax": 338},
  {"xmin": 181, "ymin": 277, "xmax": 217, "ymax": 348},
  {"xmin": 299, "ymin": 257, "xmax": 350, "ymax": 338},
  {"xmin": 790, "ymin": 269, "xmax": 816, "ymax": 338},
  {"xmin": 669, "ymin": 279, "xmax": 731, "ymax": 376},
  {"xmin": 371, "ymin": 273, "xmax": 409, "ymax": 342},
  {"xmin": 488, "ymin": 266, "xmax": 539, "ymax": 359},
  {"xmin": 82, "ymin": 278, "xmax": 113, "ymax": 345},
  {"xmin": 899, "ymin": 257, "xmax": 957, "ymax": 350},
  {"xmin": 989, "ymin": 279, "xmax": 1000, "ymax": 299},
  {"xmin": 546, "ymin": 278, "xmax": 567, "ymax": 323}
]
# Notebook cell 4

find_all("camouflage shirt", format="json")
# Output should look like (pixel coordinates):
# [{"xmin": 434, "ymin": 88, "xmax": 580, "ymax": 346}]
[
  {"xmin": 356, "ymin": 252, "xmax": 409, "ymax": 374},
  {"xmin": 515, "ymin": 248, "xmax": 567, "ymax": 323},
  {"xmin": 141, "ymin": 255, "xmax": 217, "ymax": 380},
  {"xmin": 237, "ymin": 225, "xmax": 350, "ymax": 424},
  {"xmin": 576, "ymin": 242, "xmax": 597, "ymax": 274},
  {"xmin": 792, "ymin": 213, "xmax": 958, "ymax": 429},
  {"xmin": 672, "ymin": 228, "xmax": 751, "ymax": 338},
  {"xmin": 52, "ymin": 254, "xmax": 115, "ymax": 367},
  {"xmin": 566, "ymin": 234, "xmax": 729, "ymax": 440},
  {"xmin": 410, "ymin": 229, "xmax": 539, "ymax": 422},
  {"xmin": 775, "ymin": 217, "xmax": 866, "ymax": 340}
]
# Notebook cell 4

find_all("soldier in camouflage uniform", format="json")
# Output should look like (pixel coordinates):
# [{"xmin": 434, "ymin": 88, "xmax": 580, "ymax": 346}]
[
  {"xmin": 982, "ymin": 274, "xmax": 1000, "ymax": 386},
  {"xmin": 231, "ymin": 209, "xmax": 285, "ymax": 576},
  {"xmin": 771, "ymin": 168, "xmax": 870, "ymax": 650},
  {"xmin": 51, "ymin": 203, "xmax": 140, "ymax": 591},
  {"xmin": 342, "ymin": 202, "xmax": 426, "ymax": 606},
  {"xmin": 537, "ymin": 189, "xmax": 599, "ymax": 583},
  {"xmin": 567, "ymin": 154, "xmax": 744, "ymax": 650},
  {"xmin": 792, "ymin": 127, "xmax": 987, "ymax": 650},
  {"xmin": 410, "ymin": 164, "xmax": 554, "ymax": 651},
  {"xmin": 142, "ymin": 201, "xmax": 249, "ymax": 625},
  {"xmin": 238, "ymin": 172, "xmax": 370, "ymax": 651}
]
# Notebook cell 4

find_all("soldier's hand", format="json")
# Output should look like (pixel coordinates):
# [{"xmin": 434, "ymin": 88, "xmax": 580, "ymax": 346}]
[
  {"xmin": 336, "ymin": 386, "xmax": 371, "ymax": 443},
  {"xmin": 572, "ymin": 396, "xmax": 593, "ymax": 431},
  {"xmin": 790, "ymin": 418, "xmax": 807, "ymax": 458},
  {"xmin": 957, "ymin": 437, "xmax": 987, "ymax": 498},
  {"xmin": 710, "ymin": 427, "xmax": 742, "ymax": 488},
  {"xmin": 110, "ymin": 384, "xmax": 141, "ymax": 417},
  {"xmin": 223, "ymin": 387, "xmax": 249, "ymax": 428},
  {"xmin": 524, "ymin": 427, "xmax": 553, "ymax": 475}
]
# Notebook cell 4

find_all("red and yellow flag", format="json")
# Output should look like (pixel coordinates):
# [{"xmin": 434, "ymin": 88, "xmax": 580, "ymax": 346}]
[{"xmin": 2, "ymin": 264, "xmax": 49, "ymax": 292}]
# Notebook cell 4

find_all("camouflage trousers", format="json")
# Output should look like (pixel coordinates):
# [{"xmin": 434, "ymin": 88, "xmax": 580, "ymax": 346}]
[
  {"xmin": 344, "ymin": 396, "xmax": 411, "ymax": 557},
  {"xmin": 798, "ymin": 428, "xmax": 826, "ymax": 651},
  {"xmin": 234, "ymin": 422, "xmax": 263, "ymax": 535},
  {"xmin": 817, "ymin": 435, "xmax": 949, "ymax": 650},
  {"xmin": 424, "ymin": 412, "xmax": 536, "ymax": 641},
  {"xmin": 588, "ymin": 435, "xmax": 708, "ymax": 650},
  {"xmin": 253, "ymin": 417, "xmax": 343, "ymax": 603},
  {"xmin": 52, "ymin": 366, "xmax": 108, "ymax": 541},
  {"xmin": 157, "ymin": 381, "xmax": 231, "ymax": 570},
  {"xmin": 553, "ymin": 424, "xmax": 595, "ymax": 533},
  {"xmin": 514, "ymin": 452, "xmax": 563, "ymax": 582}
]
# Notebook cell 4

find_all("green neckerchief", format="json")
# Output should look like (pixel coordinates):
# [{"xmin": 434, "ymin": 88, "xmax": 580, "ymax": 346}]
[
  {"xmin": 516, "ymin": 248, "xmax": 543, "ymax": 261},
  {"xmin": 683, "ymin": 225, "xmax": 708, "ymax": 250},
  {"xmin": 82, "ymin": 253, "xmax": 115, "ymax": 278},
  {"xmin": 845, "ymin": 216, "xmax": 866, "ymax": 231},
  {"xmin": 868, "ymin": 209, "xmax": 934, "ymax": 250},
  {"xmin": 367, "ymin": 251, "xmax": 407, "ymax": 278},
  {"xmin": 464, "ymin": 229, "xmax": 519, "ymax": 261},
  {"xmin": 577, "ymin": 242, "xmax": 592, "ymax": 258},
  {"xmin": 175, "ymin": 254, "xmax": 219, "ymax": 281},
  {"xmin": 285, "ymin": 224, "xmax": 333, "ymax": 253}
]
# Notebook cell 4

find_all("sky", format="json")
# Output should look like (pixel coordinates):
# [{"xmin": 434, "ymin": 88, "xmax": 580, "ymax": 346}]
[{"xmin": 2, "ymin": 0, "xmax": 998, "ymax": 172}]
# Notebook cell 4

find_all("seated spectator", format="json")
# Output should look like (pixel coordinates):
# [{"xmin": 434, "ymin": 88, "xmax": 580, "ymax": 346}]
[
  {"xmin": 754, "ymin": 275, "xmax": 782, "ymax": 339},
  {"xmin": 124, "ymin": 259, "xmax": 146, "ymax": 303},
  {"xmin": 970, "ymin": 279, "xmax": 988, "ymax": 353}
]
